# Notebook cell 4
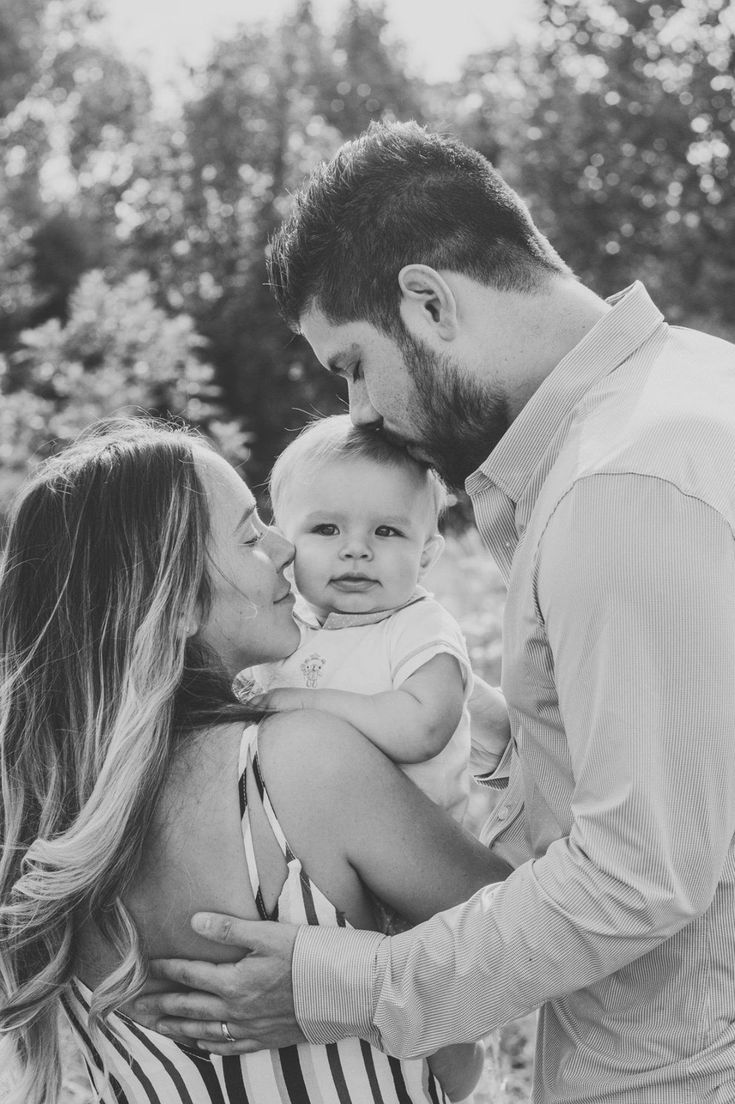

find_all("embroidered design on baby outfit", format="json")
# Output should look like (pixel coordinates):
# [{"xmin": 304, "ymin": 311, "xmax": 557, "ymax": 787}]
[{"xmin": 300, "ymin": 653, "xmax": 326, "ymax": 687}]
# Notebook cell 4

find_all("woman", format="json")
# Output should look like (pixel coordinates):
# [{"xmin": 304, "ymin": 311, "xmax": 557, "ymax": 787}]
[{"xmin": 0, "ymin": 419, "xmax": 509, "ymax": 1104}]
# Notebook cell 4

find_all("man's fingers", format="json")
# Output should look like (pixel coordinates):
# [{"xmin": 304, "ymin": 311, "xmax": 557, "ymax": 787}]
[
  {"xmin": 152, "ymin": 1017, "xmax": 239, "ymax": 1043},
  {"xmin": 130, "ymin": 989, "xmax": 228, "ymax": 1022},
  {"xmin": 191, "ymin": 912, "xmax": 262, "ymax": 947},
  {"xmin": 202, "ymin": 1039, "xmax": 263, "ymax": 1056},
  {"xmin": 148, "ymin": 956, "xmax": 233, "ymax": 991}
]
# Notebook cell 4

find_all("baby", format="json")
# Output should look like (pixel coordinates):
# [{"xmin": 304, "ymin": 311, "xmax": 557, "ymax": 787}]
[{"xmin": 243, "ymin": 414, "xmax": 479, "ymax": 823}]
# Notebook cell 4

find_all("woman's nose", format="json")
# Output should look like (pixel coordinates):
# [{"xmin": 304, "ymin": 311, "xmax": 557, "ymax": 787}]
[{"xmin": 265, "ymin": 525, "xmax": 295, "ymax": 571}]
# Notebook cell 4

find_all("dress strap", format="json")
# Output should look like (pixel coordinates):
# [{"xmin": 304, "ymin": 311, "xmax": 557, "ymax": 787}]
[
  {"xmin": 250, "ymin": 744, "xmax": 296, "ymax": 862},
  {"xmin": 238, "ymin": 724, "xmax": 296, "ymax": 921}
]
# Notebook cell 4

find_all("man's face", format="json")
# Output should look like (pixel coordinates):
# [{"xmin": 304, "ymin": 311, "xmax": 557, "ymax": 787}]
[{"xmin": 300, "ymin": 307, "xmax": 510, "ymax": 489}]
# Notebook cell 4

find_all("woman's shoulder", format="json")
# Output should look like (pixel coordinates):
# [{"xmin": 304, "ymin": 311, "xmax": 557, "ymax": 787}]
[{"xmin": 164, "ymin": 719, "xmax": 248, "ymax": 801}]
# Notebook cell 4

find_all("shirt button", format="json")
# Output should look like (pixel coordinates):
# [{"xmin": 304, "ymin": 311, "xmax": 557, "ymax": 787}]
[{"xmin": 497, "ymin": 806, "xmax": 509, "ymax": 821}]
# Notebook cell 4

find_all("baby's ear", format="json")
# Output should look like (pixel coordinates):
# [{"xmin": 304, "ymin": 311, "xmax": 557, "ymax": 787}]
[{"xmin": 419, "ymin": 532, "xmax": 445, "ymax": 577}]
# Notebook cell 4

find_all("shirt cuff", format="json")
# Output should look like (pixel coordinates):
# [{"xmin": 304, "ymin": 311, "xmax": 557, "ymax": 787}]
[
  {"xmin": 472, "ymin": 737, "xmax": 512, "ymax": 788},
  {"xmin": 293, "ymin": 924, "xmax": 386, "ymax": 1047}
]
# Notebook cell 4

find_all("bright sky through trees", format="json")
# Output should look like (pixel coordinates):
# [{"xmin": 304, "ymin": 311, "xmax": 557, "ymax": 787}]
[{"xmin": 101, "ymin": 0, "xmax": 537, "ymax": 88}]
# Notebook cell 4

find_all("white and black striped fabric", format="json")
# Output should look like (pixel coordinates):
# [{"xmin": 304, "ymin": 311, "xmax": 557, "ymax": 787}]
[{"xmin": 63, "ymin": 726, "xmax": 447, "ymax": 1104}]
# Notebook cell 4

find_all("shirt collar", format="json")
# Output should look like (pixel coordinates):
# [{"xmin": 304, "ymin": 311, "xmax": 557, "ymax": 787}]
[
  {"xmin": 465, "ymin": 282, "xmax": 665, "ymax": 504},
  {"xmin": 296, "ymin": 586, "xmax": 429, "ymax": 631}
]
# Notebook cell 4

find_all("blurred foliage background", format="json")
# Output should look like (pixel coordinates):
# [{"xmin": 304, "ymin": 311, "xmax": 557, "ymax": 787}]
[{"xmin": 1, "ymin": 0, "xmax": 734, "ymax": 515}]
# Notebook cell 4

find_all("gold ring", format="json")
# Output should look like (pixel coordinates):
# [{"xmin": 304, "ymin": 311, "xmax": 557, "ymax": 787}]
[{"xmin": 221, "ymin": 1021, "xmax": 236, "ymax": 1043}]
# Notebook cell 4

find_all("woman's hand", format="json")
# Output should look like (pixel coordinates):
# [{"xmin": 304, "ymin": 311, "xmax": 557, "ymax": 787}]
[{"xmin": 126, "ymin": 912, "xmax": 306, "ymax": 1055}]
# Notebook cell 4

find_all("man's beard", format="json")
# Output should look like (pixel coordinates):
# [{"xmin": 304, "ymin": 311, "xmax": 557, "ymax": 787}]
[{"xmin": 397, "ymin": 330, "xmax": 510, "ymax": 490}]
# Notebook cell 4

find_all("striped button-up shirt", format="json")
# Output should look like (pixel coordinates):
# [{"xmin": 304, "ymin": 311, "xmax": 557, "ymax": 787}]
[{"xmin": 293, "ymin": 282, "xmax": 735, "ymax": 1102}]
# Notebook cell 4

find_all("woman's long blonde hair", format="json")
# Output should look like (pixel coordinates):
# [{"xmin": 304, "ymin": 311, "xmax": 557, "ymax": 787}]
[{"xmin": 0, "ymin": 419, "xmax": 256, "ymax": 1102}]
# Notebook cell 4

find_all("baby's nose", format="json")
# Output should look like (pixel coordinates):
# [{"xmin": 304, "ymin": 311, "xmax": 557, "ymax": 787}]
[{"xmin": 340, "ymin": 536, "xmax": 372, "ymax": 558}]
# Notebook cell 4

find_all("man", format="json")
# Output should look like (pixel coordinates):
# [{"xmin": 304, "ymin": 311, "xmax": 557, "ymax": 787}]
[{"xmin": 131, "ymin": 122, "xmax": 735, "ymax": 1102}]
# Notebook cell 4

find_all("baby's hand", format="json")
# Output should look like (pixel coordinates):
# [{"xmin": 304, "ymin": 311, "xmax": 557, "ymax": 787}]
[
  {"xmin": 232, "ymin": 672, "xmax": 264, "ymax": 702},
  {"xmin": 250, "ymin": 688, "xmax": 313, "ymax": 712}
]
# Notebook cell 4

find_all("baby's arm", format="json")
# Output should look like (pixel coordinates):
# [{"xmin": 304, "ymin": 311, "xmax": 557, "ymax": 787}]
[
  {"xmin": 254, "ymin": 651, "xmax": 465, "ymax": 763},
  {"xmin": 428, "ymin": 1041, "xmax": 486, "ymax": 1102}
]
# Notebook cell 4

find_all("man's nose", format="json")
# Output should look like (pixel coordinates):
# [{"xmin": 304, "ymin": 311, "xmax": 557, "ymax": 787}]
[{"xmin": 348, "ymin": 379, "xmax": 381, "ymax": 428}]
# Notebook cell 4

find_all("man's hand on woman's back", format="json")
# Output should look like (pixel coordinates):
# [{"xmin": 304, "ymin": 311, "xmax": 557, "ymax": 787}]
[{"xmin": 127, "ymin": 912, "xmax": 304, "ymax": 1054}]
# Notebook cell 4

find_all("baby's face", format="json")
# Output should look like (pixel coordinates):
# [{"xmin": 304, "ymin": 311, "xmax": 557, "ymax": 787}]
[{"xmin": 277, "ymin": 457, "xmax": 438, "ymax": 620}]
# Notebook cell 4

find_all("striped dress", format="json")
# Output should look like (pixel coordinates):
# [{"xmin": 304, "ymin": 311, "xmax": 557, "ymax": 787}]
[{"xmin": 63, "ymin": 725, "xmax": 447, "ymax": 1104}]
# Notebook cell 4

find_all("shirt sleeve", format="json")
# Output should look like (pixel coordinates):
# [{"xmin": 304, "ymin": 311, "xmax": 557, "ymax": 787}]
[
  {"xmin": 293, "ymin": 476, "xmax": 735, "ymax": 1055},
  {"xmin": 470, "ymin": 722, "xmax": 512, "ymax": 783},
  {"xmin": 389, "ymin": 598, "xmax": 472, "ymax": 693}
]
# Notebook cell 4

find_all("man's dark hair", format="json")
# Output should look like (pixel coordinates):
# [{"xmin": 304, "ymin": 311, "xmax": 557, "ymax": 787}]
[{"xmin": 268, "ymin": 120, "xmax": 571, "ymax": 337}]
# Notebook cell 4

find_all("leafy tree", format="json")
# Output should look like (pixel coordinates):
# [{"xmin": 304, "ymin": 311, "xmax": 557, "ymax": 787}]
[
  {"xmin": 533, "ymin": 0, "xmax": 733, "ymax": 319},
  {"xmin": 327, "ymin": 0, "xmax": 425, "ymax": 136},
  {"xmin": 0, "ymin": 0, "xmax": 437, "ymax": 503},
  {"xmin": 0, "ymin": 0, "xmax": 53, "ymax": 342},
  {"xmin": 108, "ymin": 0, "xmax": 431, "ymax": 491},
  {"xmin": 0, "ymin": 0, "xmax": 154, "ymax": 345},
  {"xmin": 113, "ymin": 3, "xmax": 350, "ymax": 491},
  {"xmin": 452, "ymin": 0, "xmax": 734, "ymax": 332},
  {"xmin": 0, "ymin": 270, "xmax": 246, "ymax": 510}
]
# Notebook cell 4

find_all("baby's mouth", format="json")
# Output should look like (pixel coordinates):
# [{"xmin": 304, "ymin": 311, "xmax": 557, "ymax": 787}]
[{"xmin": 330, "ymin": 575, "xmax": 378, "ymax": 591}]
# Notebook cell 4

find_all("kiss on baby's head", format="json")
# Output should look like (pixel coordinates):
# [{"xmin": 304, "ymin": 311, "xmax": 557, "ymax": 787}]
[{"xmin": 269, "ymin": 415, "xmax": 448, "ymax": 619}]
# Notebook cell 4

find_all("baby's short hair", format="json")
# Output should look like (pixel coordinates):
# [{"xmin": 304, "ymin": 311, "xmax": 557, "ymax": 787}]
[{"xmin": 269, "ymin": 414, "xmax": 447, "ymax": 525}]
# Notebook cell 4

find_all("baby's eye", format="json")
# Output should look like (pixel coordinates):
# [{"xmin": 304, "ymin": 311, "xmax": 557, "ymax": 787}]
[
  {"xmin": 375, "ymin": 525, "xmax": 401, "ymax": 537},
  {"xmin": 312, "ymin": 523, "xmax": 339, "ymax": 536}
]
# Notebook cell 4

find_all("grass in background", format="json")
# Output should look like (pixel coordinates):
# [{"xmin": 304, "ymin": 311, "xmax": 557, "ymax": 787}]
[{"xmin": 12, "ymin": 529, "xmax": 536, "ymax": 1102}]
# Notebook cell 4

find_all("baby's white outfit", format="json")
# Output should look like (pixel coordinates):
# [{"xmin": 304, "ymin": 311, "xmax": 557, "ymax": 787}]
[{"xmin": 245, "ymin": 588, "xmax": 473, "ymax": 823}]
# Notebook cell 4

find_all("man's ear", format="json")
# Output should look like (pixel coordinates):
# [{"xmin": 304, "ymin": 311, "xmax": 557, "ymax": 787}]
[
  {"xmin": 419, "ymin": 532, "xmax": 445, "ymax": 578},
  {"xmin": 398, "ymin": 265, "xmax": 458, "ymax": 342}
]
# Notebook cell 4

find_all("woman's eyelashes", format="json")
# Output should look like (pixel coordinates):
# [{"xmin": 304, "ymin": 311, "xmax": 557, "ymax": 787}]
[{"xmin": 241, "ymin": 517, "xmax": 266, "ymax": 546}]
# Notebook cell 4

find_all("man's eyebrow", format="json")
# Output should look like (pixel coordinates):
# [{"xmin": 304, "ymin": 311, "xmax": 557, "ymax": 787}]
[{"xmin": 234, "ymin": 504, "xmax": 256, "ymax": 531}]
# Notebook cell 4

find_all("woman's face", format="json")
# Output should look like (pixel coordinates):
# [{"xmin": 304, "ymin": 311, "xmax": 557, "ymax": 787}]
[{"xmin": 195, "ymin": 451, "xmax": 299, "ymax": 675}]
